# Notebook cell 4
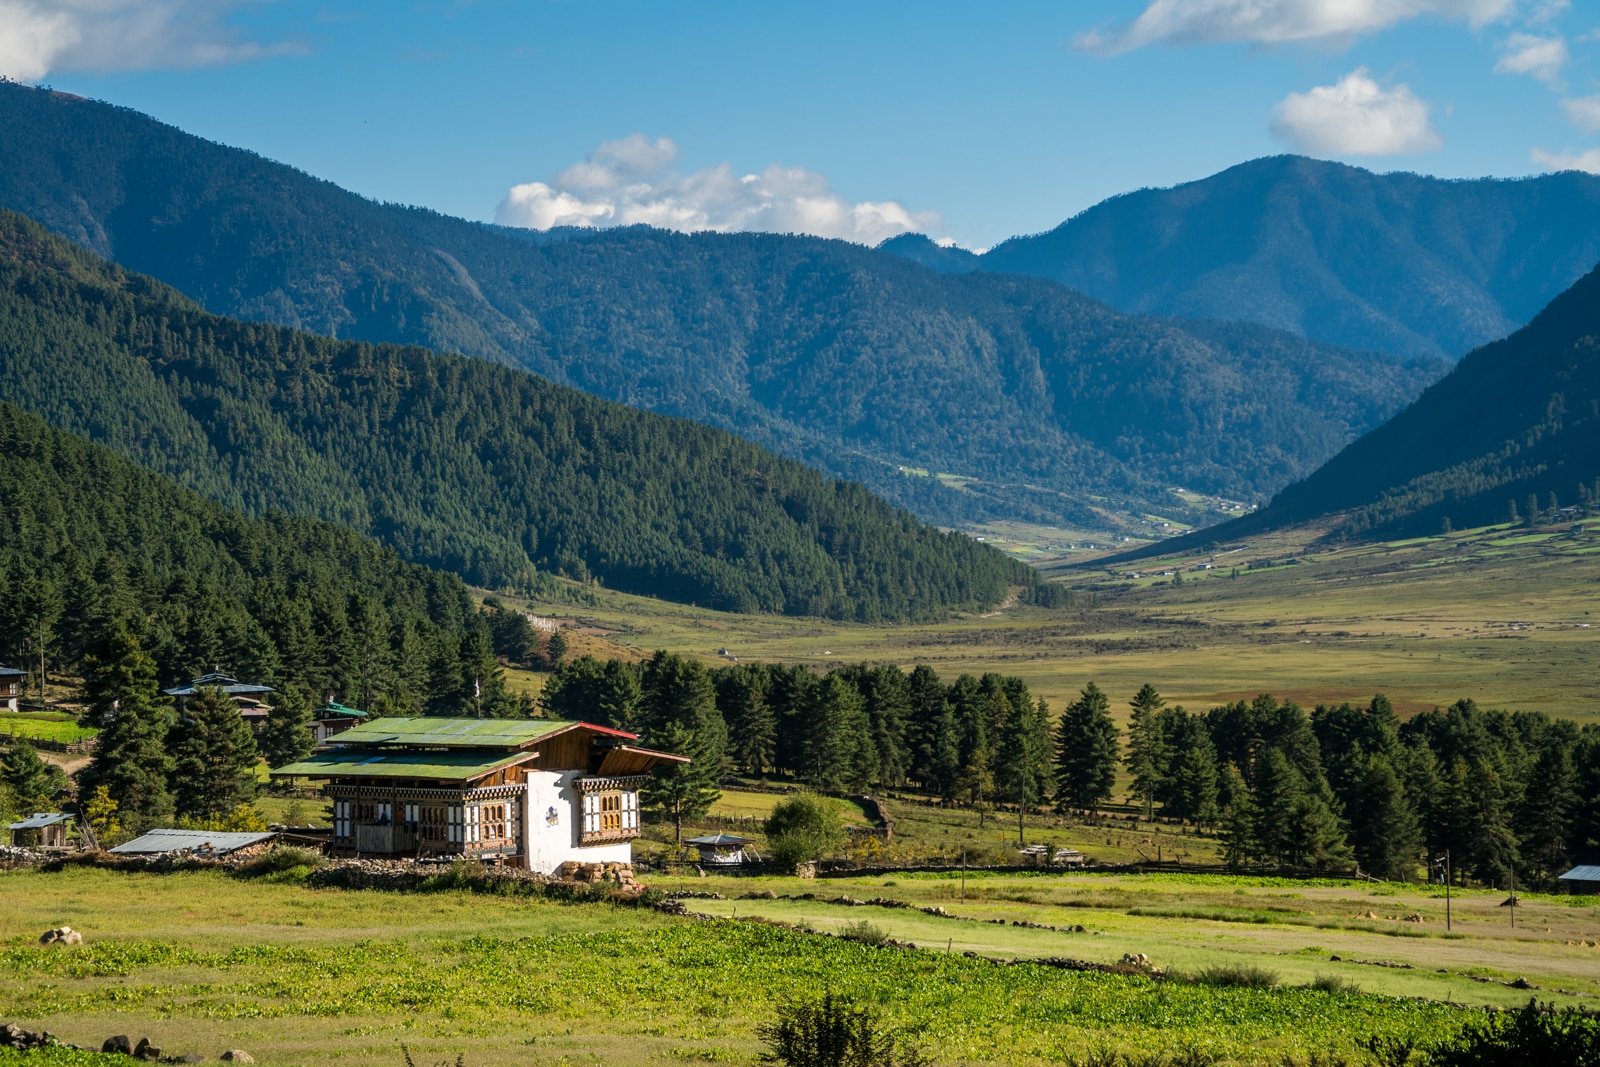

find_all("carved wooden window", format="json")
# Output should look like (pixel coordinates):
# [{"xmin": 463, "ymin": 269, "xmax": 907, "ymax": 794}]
[{"xmin": 581, "ymin": 789, "xmax": 639, "ymax": 842}]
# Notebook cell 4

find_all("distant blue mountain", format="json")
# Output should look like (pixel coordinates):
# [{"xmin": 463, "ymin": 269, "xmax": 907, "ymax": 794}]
[{"xmin": 900, "ymin": 156, "xmax": 1600, "ymax": 362}]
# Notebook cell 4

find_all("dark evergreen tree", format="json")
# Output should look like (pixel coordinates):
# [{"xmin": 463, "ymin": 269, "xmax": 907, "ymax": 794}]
[
  {"xmin": 1348, "ymin": 754, "xmax": 1422, "ymax": 881},
  {"xmin": 1, "ymin": 741, "xmax": 67, "ymax": 813},
  {"xmin": 260, "ymin": 685, "xmax": 315, "ymax": 769},
  {"xmin": 799, "ymin": 672, "xmax": 873, "ymax": 792},
  {"xmin": 1054, "ymin": 682, "xmax": 1121, "ymax": 816},
  {"xmin": 1126, "ymin": 683, "xmax": 1168, "ymax": 818},
  {"xmin": 1519, "ymin": 741, "xmax": 1576, "ymax": 885},
  {"xmin": 640, "ymin": 720, "xmax": 721, "ymax": 846},
  {"xmin": 642, "ymin": 651, "xmax": 727, "ymax": 774},
  {"xmin": 170, "ymin": 687, "xmax": 261, "ymax": 821},
  {"xmin": 997, "ymin": 696, "xmax": 1054, "ymax": 843},
  {"xmin": 78, "ymin": 627, "xmax": 174, "ymax": 831},
  {"xmin": 1168, "ymin": 743, "xmax": 1221, "ymax": 827}
]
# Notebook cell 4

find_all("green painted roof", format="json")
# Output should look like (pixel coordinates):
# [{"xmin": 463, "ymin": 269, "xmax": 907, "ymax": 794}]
[
  {"xmin": 324, "ymin": 716, "xmax": 578, "ymax": 749},
  {"xmin": 271, "ymin": 749, "xmax": 535, "ymax": 781}
]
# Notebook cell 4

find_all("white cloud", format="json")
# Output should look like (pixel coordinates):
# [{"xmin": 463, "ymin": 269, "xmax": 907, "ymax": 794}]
[
  {"xmin": 1532, "ymin": 146, "xmax": 1600, "ymax": 174},
  {"xmin": 1561, "ymin": 94, "xmax": 1600, "ymax": 133},
  {"xmin": 0, "ymin": 1, "xmax": 301, "ymax": 81},
  {"xmin": 1076, "ymin": 0, "xmax": 1517, "ymax": 54},
  {"xmin": 1270, "ymin": 69, "xmax": 1443, "ymax": 155},
  {"xmin": 1494, "ymin": 33, "xmax": 1568, "ymax": 85},
  {"xmin": 496, "ymin": 134, "xmax": 942, "ymax": 246}
]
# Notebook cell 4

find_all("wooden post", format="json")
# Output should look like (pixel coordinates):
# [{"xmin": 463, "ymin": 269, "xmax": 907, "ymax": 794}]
[{"xmin": 1445, "ymin": 850, "xmax": 1452, "ymax": 932}]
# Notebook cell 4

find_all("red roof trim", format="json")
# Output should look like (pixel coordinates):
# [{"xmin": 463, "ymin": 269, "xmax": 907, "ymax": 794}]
[
  {"xmin": 573, "ymin": 721, "xmax": 639, "ymax": 740},
  {"xmin": 612, "ymin": 744, "xmax": 690, "ymax": 763}
]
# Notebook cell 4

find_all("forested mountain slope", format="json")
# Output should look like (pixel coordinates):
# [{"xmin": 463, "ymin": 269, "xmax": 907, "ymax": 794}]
[
  {"xmin": 1114, "ymin": 261, "xmax": 1600, "ymax": 554},
  {"xmin": 0, "ymin": 402, "xmax": 477, "ymax": 702},
  {"xmin": 0, "ymin": 84, "xmax": 1440, "ymax": 524},
  {"xmin": 976, "ymin": 156, "xmax": 1600, "ymax": 362},
  {"xmin": 0, "ymin": 210, "xmax": 1025, "ymax": 621}
]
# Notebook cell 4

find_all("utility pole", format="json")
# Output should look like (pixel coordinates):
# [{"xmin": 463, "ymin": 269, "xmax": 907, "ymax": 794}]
[
  {"xmin": 1444, "ymin": 850, "xmax": 1452, "ymax": 931},
  {"xmin": 474, "ymin": 675, "xmax": 482, "ymax": 719},
  {"xmin": 960, "ymin": 849, "xmax": 966, "ymax": 902}
]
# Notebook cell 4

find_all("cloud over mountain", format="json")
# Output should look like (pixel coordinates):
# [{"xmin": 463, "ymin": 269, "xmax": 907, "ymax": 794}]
[
  {"xmin": 1075, "ymin": 0, "xmax": 1515, "ymax": 54},
  {"xmin": 0, "ymin": 0, "xmax": 301, "ymax": 81},
  {"xmin": 1270, "ymin": 69, "xmax": 1441, "ymax": 156},
  {"xmin": 496, "ymin": 134, "xmax": 940, "ymax": 245}
]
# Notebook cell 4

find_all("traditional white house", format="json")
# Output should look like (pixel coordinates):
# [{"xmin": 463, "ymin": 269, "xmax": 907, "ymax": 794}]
[{"xmin": 271, "ymin": 716, "xmax": 686, "ymax": 873}]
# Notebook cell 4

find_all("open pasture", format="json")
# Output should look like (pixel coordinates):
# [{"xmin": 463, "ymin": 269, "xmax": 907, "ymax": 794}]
[
  {"xmin": 0, "ymin": 867, "xmax": 1478, "ymax": 1066},
  {"xmin": 517, "ymin": 519, "xmax": 1600, "ymax": 722}
]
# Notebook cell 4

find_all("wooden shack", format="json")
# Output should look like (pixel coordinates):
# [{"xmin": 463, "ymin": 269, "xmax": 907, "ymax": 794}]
[
  {"xmin": 0, "ymin": 666, "xmax": 26, "ymax": 712},
  {"xmin": 8, "ymin": 812, "xmax": 71, "ymax": 848},
  {"xmin": 270, "ymin": 717, "xmax": 687, "ymax": 872}
]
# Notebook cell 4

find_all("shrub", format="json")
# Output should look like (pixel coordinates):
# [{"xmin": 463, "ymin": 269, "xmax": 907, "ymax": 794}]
[
  {"xmin": 236, "ymin": 845, "xmax": 327, "ymax": 883},
  {"xmin": 1424, "ymin": 1000, "xmax": 1600, "ymax": 1066},
  {"xmin": 1192, "ymin": 964, "xmax": 1279, "ymax": 988},
  {"xmin": 1307, "ymin": 974, "xmax": 1360, "ymax": 995},
  {"xmin": 758, "ymin": 993, "xmax": 928, "ymax": 1067},
  {"xmin": 765, "ymin": 792, "xmax": 846, "ymax": 873},
  {"xmin": 839, "ymin": 920, "xmax": 888, "ymax": 946}
]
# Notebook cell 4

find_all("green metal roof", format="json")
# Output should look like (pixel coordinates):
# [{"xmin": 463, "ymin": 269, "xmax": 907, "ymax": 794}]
[
  {"xmin": 271, "ymin": 749, "xmax": 535, "ymax": 781},
  {"xmin": 324, "ymin": 716, "xmax": 578, "ymax": 749},
  {"xmin": 315, "ymin": 701, "xmax": 369, "ymax": 719}
]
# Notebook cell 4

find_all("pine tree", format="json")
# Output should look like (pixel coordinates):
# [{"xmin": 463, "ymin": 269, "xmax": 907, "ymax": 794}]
[
  {"xmin": 906, "ymin": 665, "xmax": 956, "ymax": 796},
  {"xmin": 1348, "ymin": 754, "xmax": 1422, "ymax": 881},
  {"xmin": 998, "ymin": 697, "xmax": 1054, "ymax": 844},
  {"xmin": 170, "ymin": 687, "xmax": 261, "ymax": 821},
  {"xmin": 640, "ymin": 720, "xmax": 721, "ymax": 846},
  {"xmin": 724, "ymin": 669, "xmax": 777, "ymax": 776},
  {"xmin": 862, "ymin": 666, "xmax": 912, "ymax": 788},
  {"xmin": 546, "ymin": 628, "xmax": 569, "ymax": 667},
  {"xmin": 1126, "ymin": 683, "xmax": 1168, "ymax": 818},
  {"xmin": 1168, "ymin": 744, "xmax": 1220, "ymax": 827},
  {"xmin": 1218, "ymin": 762, "xmax": 1256, "ymax": 868},
  {"xmin": 598, "ymin": 659, "xmax": 642, "ymax": 732},
  {"xmin": 800, "ymin": 672, "xmax": 872, "ymax": 792},
  {"xmin": 1054, "ymin": 683, "xmax": 1121, "ymax": 817},
  {"xmin": 642, "ymin": 651, "xmax": 727, "ymax": 773},
  {"xmin": 261, "ymin": 685, "xmax": 315, "ymax": 768},
  {"xmin": 1, "ymin": 740, "xmax": 67, "ymax": 813},
  {"xmin": 79, "ymin": 627, "xmax": 175, "ymax": 831}
]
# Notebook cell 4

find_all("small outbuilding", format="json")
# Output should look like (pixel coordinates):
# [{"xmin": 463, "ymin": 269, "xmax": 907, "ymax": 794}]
[
  {"xmin": 108, "ymin": 828, "xmax": 278, "ymax": 857},
  {"xmin": 8, "ymin": 812, "xmax": 72, "ymax": 848},
  {"xmin": 1559, "ymin": 865, "xmax": 1600, "ymax": 894},
  {"xmin": 686, "ymin": 832, "xmax": 756, "ymax": 866}
]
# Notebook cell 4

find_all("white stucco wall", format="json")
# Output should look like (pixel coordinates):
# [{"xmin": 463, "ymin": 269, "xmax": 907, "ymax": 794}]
[{"xmin": 523, "ymin": 769, "xmax": 633, "ymax": 874}]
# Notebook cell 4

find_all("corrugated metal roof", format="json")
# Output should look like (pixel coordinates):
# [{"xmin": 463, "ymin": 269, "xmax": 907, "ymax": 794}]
[
  {"xmin": 0, "ymin": 665, "xmax": 26, "ymax": 677},
  {"xmin": 163, "ymin": 672, "xmax": 275, "ymax": 697},
  {"xmin": 315, "ymin": 701, "xmax": 368, "ymax": 719},
  {"xmin": 1560, "ymin": 865, "xmax": 1600, "ymax": 882},
  {"xmin": 327, "ymin": 716, "xmax": 590, "ymax": 749},
  {"xmin": 272, "ymin": 748, "xmax": 537, "ymax": 781},
  {"xmin": 8, "ymin": 812, "xmax": 71, "ymax": 830},
  {"xmin": 108, "ymin": 828, "xmax": 277, "ymax": 854},
  {"xmin": 686, "ymin": 833, "xmax": 751, "ymax": 846}
]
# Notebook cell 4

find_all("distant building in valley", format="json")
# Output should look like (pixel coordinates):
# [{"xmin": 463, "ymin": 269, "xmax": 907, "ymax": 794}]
[
  {"xmin": 311, "ymin": 699, "xmax": 368, "ymax": 744},
  {"xmin": 163, "ymin": 672, "xmax": 275, "ymax": 732},
  {"xmin": 271, "ymin": 717, "xmax": 687, "ymax": 873}
]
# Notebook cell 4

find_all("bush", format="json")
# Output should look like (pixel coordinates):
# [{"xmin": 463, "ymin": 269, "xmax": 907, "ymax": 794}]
[
  {"xmin": 1424, "ymin": 1000, "xmax": 1600, "ymax": 1066},
  {"xmin": 758, "ymin": 993, "xmax": 928, "ymax": 1067},
  {"xmin": 1307, "ymin": 974, "xmax": 1360, "ymax": 995},
  {"xmin": 236, "ymin": 845, "xmax": 328, "ymax": 883},
  {"xmin": 1192, "ymin": 964, "xmax": 1279, "ymax": 988},
  {"xmin": 765, "ymin": 792, "xmax": 846, "ymax": 873},
  {"xmin": 839, "ymin": 920, "xmax": 889, "ymax": 946}
]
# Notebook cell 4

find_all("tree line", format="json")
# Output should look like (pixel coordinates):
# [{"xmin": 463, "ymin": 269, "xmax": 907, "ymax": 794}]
[{"xmin": 548, "ymin": 653, "xmax": 1600, "ymax": 887}]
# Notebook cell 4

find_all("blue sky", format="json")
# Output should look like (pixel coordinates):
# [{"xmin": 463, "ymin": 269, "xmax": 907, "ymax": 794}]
[{"xmin": 17, "ymin": 1, "xmax": 1600, "ymax": 248}]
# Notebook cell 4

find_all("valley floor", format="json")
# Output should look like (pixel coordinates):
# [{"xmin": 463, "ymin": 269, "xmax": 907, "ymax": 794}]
[
  {"xmin": 517, "ymin": 518, "xmax": 1600, "ymax": 722},
  {"xmin": 0, "ymin": 865, "xmax": 1547, "ymax": 1067}
]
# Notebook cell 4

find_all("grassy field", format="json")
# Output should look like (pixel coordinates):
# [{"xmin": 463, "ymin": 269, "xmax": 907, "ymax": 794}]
[
  {"xmin": 0, "ymin": 866, "xmax": 1490, "ymax": 1066},
  {"xmin": 0, "ymin": 712, "xmax": 96, "ymax": 745},
  {"xmin": 506, "ymin": 517, "xmax": 1600, "ymax": 723}
]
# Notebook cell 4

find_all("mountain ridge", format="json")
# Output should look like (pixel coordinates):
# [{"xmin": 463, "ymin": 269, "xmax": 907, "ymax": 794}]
[
  {"xmin": 973, "ymin": 155, "xmax": 1600, "ymax": 361},
  {"xmin": 0, "ymin": 83, "xmax": 1440, "ymax": 528}
]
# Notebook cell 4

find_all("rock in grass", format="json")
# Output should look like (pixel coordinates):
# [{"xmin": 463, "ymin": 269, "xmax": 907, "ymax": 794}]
[
  {"xmin": 103, "ymin": 1035, "xmax": 133, "ymax": 1055},
  {"xmin": 220, "ymin": 1050, "xmax": 255, "ymax": 1063}
]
